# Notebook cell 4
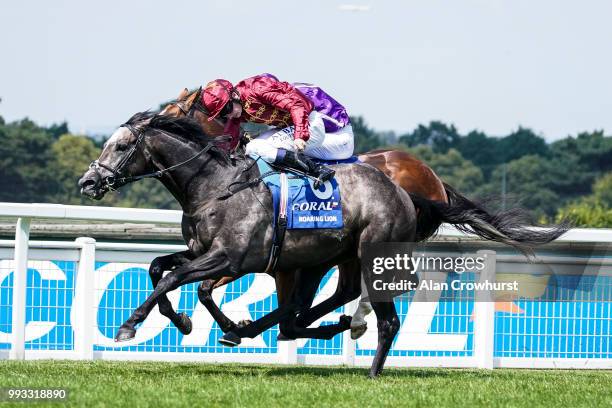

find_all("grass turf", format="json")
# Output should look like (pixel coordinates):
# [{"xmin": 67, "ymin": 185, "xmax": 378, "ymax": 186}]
[{"xmin": 0, "ymin": 361, "xmax": 610, "ymax": 407}]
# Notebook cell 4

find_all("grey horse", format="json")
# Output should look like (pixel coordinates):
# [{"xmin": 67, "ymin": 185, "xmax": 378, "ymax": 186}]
[{"xmin": 78, "ymin": 112, "xmax": 417, "ymax": 377}]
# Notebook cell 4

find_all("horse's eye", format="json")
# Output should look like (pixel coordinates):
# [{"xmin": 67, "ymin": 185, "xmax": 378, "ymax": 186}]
[{"xmin": 116, "ymin": 143, "xmax": 129, "ymax": 151}]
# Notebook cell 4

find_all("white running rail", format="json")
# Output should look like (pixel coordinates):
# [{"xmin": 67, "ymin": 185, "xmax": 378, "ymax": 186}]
[{"xmin": 0, "ymin": 202, "xmax": 610, "ymax": 369}]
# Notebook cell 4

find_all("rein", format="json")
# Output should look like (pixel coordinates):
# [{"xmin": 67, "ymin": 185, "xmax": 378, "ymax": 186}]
[{"xmin": 89, "ymin": 120, "xmax": 231, "ymax": 189}]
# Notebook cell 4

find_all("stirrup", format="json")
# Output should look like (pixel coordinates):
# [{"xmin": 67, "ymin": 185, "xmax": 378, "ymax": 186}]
[
  {"xmin": 311, "ymin": 164, "xmax": 335, "ymax": 189},
  {"xmin": 312, "ymin": 169, "xmax": 335, "ymax": 189},
  {"xmin": 295, "ymin": 153, "xmax": 335, "ymax": 188}
]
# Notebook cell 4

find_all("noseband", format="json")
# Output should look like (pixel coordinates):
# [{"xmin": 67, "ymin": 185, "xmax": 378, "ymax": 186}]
[{"xmin": 89, "ymin": 120, "xmax": 228, "ymax": 190}]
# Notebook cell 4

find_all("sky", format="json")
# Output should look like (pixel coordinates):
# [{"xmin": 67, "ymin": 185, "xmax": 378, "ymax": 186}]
[{"xmin": 1, "ymin": 0, "xmax": 611, "ymax": 140}]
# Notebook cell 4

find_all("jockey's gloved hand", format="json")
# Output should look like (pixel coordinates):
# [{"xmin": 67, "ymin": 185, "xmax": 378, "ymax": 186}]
[{"xmin": 294, "ymin": 139, "xmax": 307, "ymax": 152}]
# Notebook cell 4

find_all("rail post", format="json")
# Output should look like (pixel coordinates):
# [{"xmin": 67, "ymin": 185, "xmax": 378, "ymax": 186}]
[
  {"xmin": 72, "ymin": 237, "xmax": 96, "ymax": 360},
  {"xmin": 277, "ymin": 339, "xmax": 298, "ymax": 364},
  {"xmin": 9, "ymin": 217, "xmax": 30, "ymax": 360},
  {"xmin": 473, "ymin": 249, "xmax": 496, "ymax": 369}
]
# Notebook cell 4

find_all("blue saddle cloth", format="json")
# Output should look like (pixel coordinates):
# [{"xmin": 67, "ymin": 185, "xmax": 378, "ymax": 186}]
[{"xmin": 254, "ymin": 156, "xmax": 358, "ymax": 229}]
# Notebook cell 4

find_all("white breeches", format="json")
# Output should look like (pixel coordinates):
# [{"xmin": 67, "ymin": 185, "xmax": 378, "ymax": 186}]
[{"xmin": 245, "ymin": 111, "xmax": 354, "ymax": 161}]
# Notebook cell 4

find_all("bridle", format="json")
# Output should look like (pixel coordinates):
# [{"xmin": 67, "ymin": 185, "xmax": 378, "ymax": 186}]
[
  {"xmin": 89, "ymin": 118, "xmax": 229, "ymax": 190},
  {"xmin": 174, "ymin": 87, "xmax": 209, "ymax": 118},
  {"xmin": 172, "ymin": 87, "xmax": 234, "ymax": 127}
]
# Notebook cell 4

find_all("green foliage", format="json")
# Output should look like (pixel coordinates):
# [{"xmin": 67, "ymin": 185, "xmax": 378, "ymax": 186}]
[
  {"xmin": 498, "ymin": 127, "xmax": 549, "ymax": 163},
  {"xmin": 551, "ymin": 130, "xmax": 612, "ymax": 173},
  {"xmin": 407, "ymin": 146, "xmax": 484, "ymax": 196},
  {"xmin": 555, "ymin": 172, "xmax": 612, "ymax": 228},
  {"xmin": 556, "ymin": 200, "xmax": 612, "ymax": 228},
  {"xmin": 1, "ymin": 112, "xmax": 612, "ymax": 225},
  {"xmin": 0, "ymin": 116, "xmax": 178, "ymax": 209},
  {"xmin": 0, "ymin": 118, "xmax": 57, "ymax": 202},
  {"xmin": 46, "ymin": 122, "xmax": 69, "ymax": 139},
  {"xmin": 498, "ymin": 156, "xmax": 559, "ymax": 217},
  {"xmin": 399, "ymin": 121, "xmax": 460, "ymax": 153},
  {"xmin": 455, "ymin": 130, "xmax": 500, "ymax": 177},
  {"xmin": 51, "ymin": 134, "xmax": 100, "ymax": 204},
  {"xmin": 592, "ymin": 173, "xmax": 612, "ymax": 207},
  {"xmin": 351, "ymin": 116, "xmax": 382, "ymax": 153}
]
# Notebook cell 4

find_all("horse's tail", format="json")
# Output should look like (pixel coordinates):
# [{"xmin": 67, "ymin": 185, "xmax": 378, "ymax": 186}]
[{"xmin": 410, "ymin": 182, "xmax": 571, "ymax": 255}]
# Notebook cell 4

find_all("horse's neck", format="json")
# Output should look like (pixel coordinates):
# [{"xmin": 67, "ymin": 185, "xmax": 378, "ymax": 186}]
[{"xmin": 146, "ymin": 136, "xmax": 249, "ymax": 214}]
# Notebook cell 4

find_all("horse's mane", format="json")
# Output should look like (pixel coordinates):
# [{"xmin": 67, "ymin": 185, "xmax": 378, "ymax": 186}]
[
  {"xmin": 150, "ymin": 115, "xmax": 214, "ymax": 144},
  {"xmin": 124, "ymin": 111, "xmax": 229, "ymax": 162},
  {"xmin": 124, "ymin": 110, "xmax": 157, "ymax": 126}
]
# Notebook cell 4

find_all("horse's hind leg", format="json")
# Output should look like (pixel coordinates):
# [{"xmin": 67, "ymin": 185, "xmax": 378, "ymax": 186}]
[
  {"xmin": 367, "ymin": 300, "xmax": 400, "ymax": 378},
  {"xmin": 278, "ymin": 265, "xmax": 355, "ymax": 340},
  {"xmin": 219, "ymin": 266, "xmax": 348, "ymax": 346},
  {"xmin": 292, "ymin": 259, "xmax": 362, "ymax": 330},
  {"xmin": 148, "ymin": 251, "xmax": 194, "ymax": 335},
  {"xmin": 197, "ymin": 275, "xmax": 248, "ymax": 333},
  {"xmin": 358, "ymin": 208, "xmax": 414, "ymax": 376},
  {"xmin": 218, "ymin": 268, "xmax": 323, "ymax": 346}
]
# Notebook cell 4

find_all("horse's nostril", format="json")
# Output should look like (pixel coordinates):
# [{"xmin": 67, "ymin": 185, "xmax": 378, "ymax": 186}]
[{"xmin": 80, "ymin": 179, "xmax": 96, "ymax": 189}]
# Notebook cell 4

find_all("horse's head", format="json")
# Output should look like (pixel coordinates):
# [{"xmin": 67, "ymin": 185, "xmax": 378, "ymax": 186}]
[
  {"xmin": 79, "ymin": 112, "xmax": 229, "ymax": 200},
  {"xmin": 78, "ymin": 112, "xmax": 154, "ymax": 199},
  {"xmin": 161, "ymin": 87, "xmax": 226, "ymax": 136}
]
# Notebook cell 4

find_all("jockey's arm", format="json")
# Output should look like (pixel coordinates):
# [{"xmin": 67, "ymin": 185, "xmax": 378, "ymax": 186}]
[
  {"xmin": 253, "ymin": 79, "xmax": 314, "ymax": 142},
  {"xmin": 223, "ymin": 118, "xmax": 242, "ymax": 149}
]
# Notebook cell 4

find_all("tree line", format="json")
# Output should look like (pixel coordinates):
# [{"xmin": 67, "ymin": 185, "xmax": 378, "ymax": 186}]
[{"xmin": 1, "ymin": 114, "xmax": 611, "ymax": 227}]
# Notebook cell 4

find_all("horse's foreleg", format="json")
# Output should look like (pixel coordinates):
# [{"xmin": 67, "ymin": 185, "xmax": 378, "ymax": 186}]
[
  {"xmin": 115, "ymin": 250, "xmax": 234, "ymax": 342},
  {"xmin": 148, "ymin": 251, "xmax": 195, "ymax": 335}
]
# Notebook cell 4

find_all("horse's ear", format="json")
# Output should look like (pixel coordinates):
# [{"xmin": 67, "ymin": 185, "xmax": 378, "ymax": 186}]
[
  {"xmin": 187, "ymin": 87, "xmax": 202, "ymax": 104},
  {"xmin": 177, "ymin": 88, "xmax": 189, "ymax": 100}
]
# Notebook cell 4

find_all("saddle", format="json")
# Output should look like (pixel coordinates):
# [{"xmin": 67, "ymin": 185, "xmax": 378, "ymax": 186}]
[{"xmin": 220, "ymin": 155, "xmax": 358, "ymax": 273}]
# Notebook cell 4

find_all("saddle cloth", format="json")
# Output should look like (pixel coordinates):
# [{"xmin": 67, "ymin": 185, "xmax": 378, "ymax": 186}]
[{"xmin": 254, "ymin": 156, "xmax": 357, "ymax": 229}]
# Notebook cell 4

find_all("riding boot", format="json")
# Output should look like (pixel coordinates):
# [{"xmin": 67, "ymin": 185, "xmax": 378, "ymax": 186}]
[{"xmin": 274, "ymin": 150, "xmax": 335, "ymax": 188}]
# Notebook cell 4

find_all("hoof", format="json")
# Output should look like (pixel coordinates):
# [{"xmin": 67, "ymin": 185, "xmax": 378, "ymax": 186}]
[
  {"xmin": 350, "ymin": 323, "xmax": 367, "ymax": 340},
  {"xmin": 219, "ymin": 331, "xmax": 241, "ymax": 347},
  {"xmin": 339, "ymin": 314, "xmax": 352, "ymax": 330},
  {"xmin": 177, "ymin": 313, "xmax": 192, "ymax": 335},
  {"xmin": 368, "ymin": 370, "xmax": 381, "ymax": 379},
  {"xmin": 236, "ymin": 319, "xmax": 252, "ymax": 329},
  {"xmin": 276, "ymin": 332, "xmax": 295, "ymax": 341},
  {"xmin": 115, "ymin": 326, "xmax": 136, "ymax": 342}
]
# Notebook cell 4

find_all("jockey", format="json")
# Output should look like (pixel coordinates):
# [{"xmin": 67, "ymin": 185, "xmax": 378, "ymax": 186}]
[{"xmin": 201, "ymin": 73, "xmax": 354, "ymax": 187}]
